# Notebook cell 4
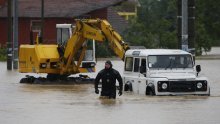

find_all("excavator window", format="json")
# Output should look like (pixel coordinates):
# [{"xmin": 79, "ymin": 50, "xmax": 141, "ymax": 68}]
[
  {"xmin": 57, "ymin": 28, "xmax": 70, "ymax": 46},
  {"xmin": 75, "ymin": 39, "xmax": 95, "ymax": 61}
]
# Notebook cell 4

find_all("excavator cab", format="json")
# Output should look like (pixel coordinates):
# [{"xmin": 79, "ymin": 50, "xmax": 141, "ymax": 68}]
[
  {"xmin": 56, "ymin": 24, "xmax": 72, "ymax": 46},
  {"xmin": 56, "ymin": 24, "xmax": 96, "ymax": 72}
]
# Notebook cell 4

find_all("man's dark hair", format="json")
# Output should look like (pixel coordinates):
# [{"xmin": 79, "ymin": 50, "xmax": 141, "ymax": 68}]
[{"xmin": 105, "ymin": 60, "xmax": 112, "ymax": 67}]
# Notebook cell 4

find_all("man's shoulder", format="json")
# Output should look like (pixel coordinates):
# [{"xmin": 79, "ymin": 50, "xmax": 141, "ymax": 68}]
[
  {"xmin": 98, "ymin": 69, "xmax": 106, "ymax": 74},
  {"xmin": 111, "ymin": 68, "xmax": 120, "ymax": 74}
]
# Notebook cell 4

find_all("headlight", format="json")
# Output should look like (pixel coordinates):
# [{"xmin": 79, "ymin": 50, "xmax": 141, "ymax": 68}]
[
  {"xmin": 162, "ymin": 83, "xmax": 168, "ymax": 89},
  {"xmin": 82, "ymin": 62, "xmax": 96, "ymax": 68},
  {"xmin": 40, "ymin": 63, "xmax": 47, "ymax": 68},
  {"xmin": 90, "ymin": 63, "xmax": 95, "ymax": 67},
  {"xmin": 197, "ymin": 82, "xmax": 203, "ymax": 89}
]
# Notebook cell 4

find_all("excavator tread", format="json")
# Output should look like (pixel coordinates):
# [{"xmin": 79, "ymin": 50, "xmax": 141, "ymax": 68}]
[{"xmin": 19, "ymin": 75, "xmax": 95, "ymax": 84}]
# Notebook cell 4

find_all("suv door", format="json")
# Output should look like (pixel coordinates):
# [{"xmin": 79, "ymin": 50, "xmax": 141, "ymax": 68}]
[{"xmin": 136, "ymin": 58, "xmax": 147, "ymax": 95}]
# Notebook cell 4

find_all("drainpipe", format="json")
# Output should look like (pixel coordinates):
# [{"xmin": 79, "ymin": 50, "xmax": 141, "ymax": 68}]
[
  {"xmin": 13, "ymin": 0, "xmax": 18, "ymax": 69},
  {"xmin": 7, "ymin": 0, "xmax": 12, "ymax": 70}
]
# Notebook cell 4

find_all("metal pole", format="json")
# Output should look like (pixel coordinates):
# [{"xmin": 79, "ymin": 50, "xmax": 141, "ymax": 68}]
[
  {"xmin": 181, "ymin": 0, "xmax": 188, "ymax": 52},
  {"xmin": 188, "ymin": 0, "xmax": 195, "ymax": 57},
  {"xmin": 177, "ymin": 0, "xmax": 182, "ymax": 49},
  {"xmin": 40, "ymin": 0, "xmax": 44, "ymax": 43},
  {"xmin": 7, "ymin": 0, "xmax": 12, "ymax": 70},
  {"xmin": 13, "ymin": 0, "xmax": 18, "ymax": 69}
]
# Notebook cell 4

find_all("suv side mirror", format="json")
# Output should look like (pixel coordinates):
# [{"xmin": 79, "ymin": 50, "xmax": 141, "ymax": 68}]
[{"xmin": 196, "ymin": 65, "xmax": 201, "ymax": 76}]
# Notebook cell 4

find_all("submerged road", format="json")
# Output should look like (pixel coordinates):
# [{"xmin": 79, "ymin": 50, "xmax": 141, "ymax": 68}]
[{"xmin": 0, "ymin": 58, "xmax": 220, "ymax": 124}]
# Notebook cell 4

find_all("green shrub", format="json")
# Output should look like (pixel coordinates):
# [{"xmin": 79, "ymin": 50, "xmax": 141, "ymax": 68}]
[{"xmin": 0, "ymin": 48, "xmax": 7, "ymax": 61}]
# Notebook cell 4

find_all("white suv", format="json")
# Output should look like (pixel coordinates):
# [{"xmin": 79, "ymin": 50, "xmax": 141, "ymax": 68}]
[{"xmin": 123, "ymin": 49, "xmax": 210, "ymax": 96}]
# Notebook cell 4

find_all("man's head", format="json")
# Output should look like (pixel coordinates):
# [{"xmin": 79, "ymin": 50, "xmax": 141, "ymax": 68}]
[{"xmin": 105, "ymin": 60, "xmax": 112, "ymax": 69}]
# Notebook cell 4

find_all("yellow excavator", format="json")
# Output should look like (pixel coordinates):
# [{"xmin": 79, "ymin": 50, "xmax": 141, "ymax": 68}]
[{"xmin": 19, "ymin": 19, "xmax": 130, "ymax": 83}]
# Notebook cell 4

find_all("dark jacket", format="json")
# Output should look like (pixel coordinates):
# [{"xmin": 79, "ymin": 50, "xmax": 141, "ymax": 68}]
[{"xmin": 95, "ymin": 68, "xmax": 123, "ymax": 98}]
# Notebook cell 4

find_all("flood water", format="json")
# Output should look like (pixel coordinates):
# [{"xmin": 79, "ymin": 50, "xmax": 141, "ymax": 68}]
[{"xmin": 0, "ymin": 59, "xmax": 220, "ymax": 124}]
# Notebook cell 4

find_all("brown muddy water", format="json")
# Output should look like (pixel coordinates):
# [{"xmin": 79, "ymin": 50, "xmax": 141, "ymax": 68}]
[{"xmin": 0, "ymin": 59, "xmax": 220, "ymax": 124}]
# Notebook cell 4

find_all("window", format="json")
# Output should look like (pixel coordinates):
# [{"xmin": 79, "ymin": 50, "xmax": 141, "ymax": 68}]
[
  {"xmin": 57, "ymin": 28, "xmax": 70, "ymax": 46},
  {"xmin": 74, "ymin": 40, "xmax": 95, "ymax": 61},
  {"xmin": 125, "ymin": 57, "xmax": 133, "ymax": 71},
  {"xmin": 134, "ymin": 58, "xmax": 140, "ymax": 72},
  {"xmin": 148, "ymin": 55, "xmax": 193, "ymax": 68},
  {"xmin": 82, "ymin": 40, "xmax": 94, "ymax": 61},
  {"xmin": 31, "ymin": 20, "xmax": 41, "ymax": 32},
  {"xmin": 140, "ymin": 58, "xmax": 146, "ymax": 73},
  {"xmin": 57, "ymin": 28, "xmax": 61, "ymax": 44}
]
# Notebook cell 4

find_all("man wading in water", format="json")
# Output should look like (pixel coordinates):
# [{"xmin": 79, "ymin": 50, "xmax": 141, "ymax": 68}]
[{"xmin": 94, "ymin": 60, "xmax": 123, "ymax": 99}]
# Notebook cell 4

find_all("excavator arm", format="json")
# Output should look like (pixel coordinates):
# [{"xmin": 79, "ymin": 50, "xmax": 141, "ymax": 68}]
[
  {"xmin": 60, "ymin": 19, "xmax": 130, "ymax": 75},
  {"xmin": 19, "ymin": 19, "xmax": 129, "ymax": 78}
]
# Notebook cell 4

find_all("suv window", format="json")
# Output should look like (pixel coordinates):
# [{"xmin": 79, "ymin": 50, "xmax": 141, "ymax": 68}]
[
  {"xmin": 125, "ymin": 57, "xmax": 133, "ymax": 71},
  {"xmin": 148, "ymin": 55, "xmax": 193, "ymax": 68},
  {"xmin": 140, "ymin": 58, "xmax": 146, "ymax": 73},
  {"xmin": 134, "ymin": 58, "xmax": 140, "ymax": 72}
]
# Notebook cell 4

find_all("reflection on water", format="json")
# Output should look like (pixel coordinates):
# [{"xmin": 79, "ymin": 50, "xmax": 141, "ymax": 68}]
[{"xmin": 0, "ymin": 59, "xmax": 220, "ymax": 124}]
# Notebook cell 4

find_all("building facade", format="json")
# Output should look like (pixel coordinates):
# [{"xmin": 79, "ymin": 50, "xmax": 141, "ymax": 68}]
[{"xmin": 0, "ymin": 0, "xmax": 125, "ymax": 46}]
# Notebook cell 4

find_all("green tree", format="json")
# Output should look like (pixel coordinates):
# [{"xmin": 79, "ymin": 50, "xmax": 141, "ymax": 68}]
[
  {"xmin": 195, "ymin": 21, "xmax": 212, "ymax": 55},
  {"xmin": 196, "ymin": 0, "xmax": 220, "ymax": 46},
  {"xmin": 0, "ymin": 48, "xmax": 6, "ymax": 61},
  {"xmin": 97, "ymin": 0, "xmax": 219, "ymax": 57},
  {"xmin": 123, "ymin": 0, "xmax": 178, "ymax": 49},
  {"xmin": 123, "ymin": 0, "xmax": 220, "ymax": 55},
  {"xmin": 95, "ymin": 41, "xmax": 114, "ymax": 57}
]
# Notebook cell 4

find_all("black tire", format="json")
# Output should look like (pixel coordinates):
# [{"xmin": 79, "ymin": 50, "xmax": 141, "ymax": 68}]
[
  {"xmin": 146, "ymin": 86, "xmax": 155, "ymax": 96},
  {"xmin": 124, "ymin": 83, "xmax": 133, "ymax": 91},
  {"xmin": 148, "ymin": 89, "xmax": 154, "ymax": 96},
  {"xmin": 124, "ymin": 84, "xmax": 128, "ymax": 91}
]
